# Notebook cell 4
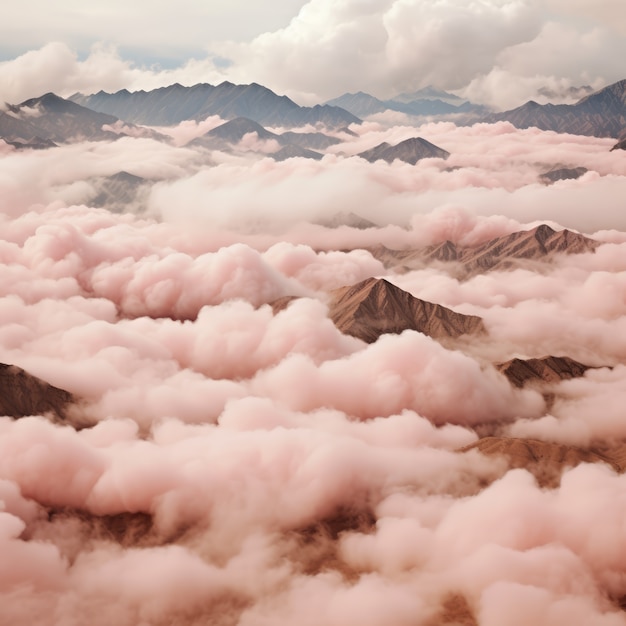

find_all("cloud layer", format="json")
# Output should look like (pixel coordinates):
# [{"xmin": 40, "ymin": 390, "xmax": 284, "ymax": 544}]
[{"xmin": 2, "ymin": 115, "xmax": 626, "ymax": 624}]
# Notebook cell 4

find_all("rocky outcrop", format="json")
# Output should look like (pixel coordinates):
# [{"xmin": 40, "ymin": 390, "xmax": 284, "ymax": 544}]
[
  {"xmin": 496, "ymin": 356, "xmax": 593, "ymax": 388},
  {"xmin": 328, "ymin": 277, "xmax": 485, "ymax": 343},
  {"xmin": 0, "ymin": 363, "xmax": 75, "ymax": 421}
]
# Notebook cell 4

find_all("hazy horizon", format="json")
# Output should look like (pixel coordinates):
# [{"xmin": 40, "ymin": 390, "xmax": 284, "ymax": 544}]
[{"xmin": 2, "ymin": 0, "xmax": 626, "ymax": 108}]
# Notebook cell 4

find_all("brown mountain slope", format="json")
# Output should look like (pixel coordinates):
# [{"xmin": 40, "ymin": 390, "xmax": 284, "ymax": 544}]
[
  {"xmin": 0, "ymin": 363, "xmax": 74, "ymax": 421},
  {"xmin": 459, "ymin": 437, "xmax": 620, "ymax": 487},
  {"xmin": 368, "ymin": 224, "xmax": 599, "ymax": 277},
  {"xmin": 328, "ymin": 277, "xmax": 485, "ymax": 343},
  {"xmin": 496, "ymin": 356, "xmax": 593, "ymax": 388}
]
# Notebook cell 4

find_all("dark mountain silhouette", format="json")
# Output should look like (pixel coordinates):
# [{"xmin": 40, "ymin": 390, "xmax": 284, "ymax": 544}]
[
  {"xmin": 2, "ymin": 93, "xmax": 122, "ymax": 143},
  {"xmin": 70, "ymin": 82, "xmax": 360, "ymax": 129},
  {"xmin": 539, "ymin": 166, "xmax": 588, "ymax": 184},
  {"xmin": 496, "ymin": 356, "xmax": 593, "ymax": 388},
  {"xmin": 328, "ymin": 277, "xmax": 485, "ymax": 343},
  {"xmin": 190, "ymin": 116, "xmax": 279, "ymax": 150},
  {"xmin": 0, "ymin": 93, "xmax": 161, "ymax": 144},
  {"xmin": 0, "ymin": 363, "xmax": 75, "ymax": 421},
  {"xmin": 358, "ymin": 136, "xmax": 450, "ymax": 164},
  {"xmin": 189, "ymin": 117, "xmax": 335, "ymax": 158},
  {"xmin": 369, "ymin": 224, "xmax": 599, "ymax": 276},
  {"xmin": 482, "ymin": 79, "xmax": 626, "ymax": 138}
]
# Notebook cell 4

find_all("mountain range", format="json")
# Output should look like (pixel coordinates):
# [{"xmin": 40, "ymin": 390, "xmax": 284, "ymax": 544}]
[
  {"xmin": 328, "ymin": 80, "xmax": 626, "ymax": 139},
  {"xmin": 368, "ymin": 224, "xmax": 600, "ymax": 277},
  {"xmin": 483, "ymin": 79, "xmax": 626, "ymax": 138},
  {"xmin": 0, "ymin": 93, "xmax": 123, "ymax": 144},
  {"xmin": 70, "ymin": 82, "xmax": 360, "ymax": 129},
  {"xmin": 3, "ymin": 78, "xmax": 626, "ymax": 154},
  {"xmin": 326, "ymin": 85, "xmax": 485, "ymax": 119}
]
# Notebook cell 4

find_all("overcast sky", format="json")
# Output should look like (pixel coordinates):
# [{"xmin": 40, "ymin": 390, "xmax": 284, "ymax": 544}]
[{"xmin": 1, "ymin": 0, "xmax": 625, "ymax": 108}]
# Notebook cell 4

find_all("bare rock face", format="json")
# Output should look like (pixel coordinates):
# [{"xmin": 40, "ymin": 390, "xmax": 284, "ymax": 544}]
[
  {"xmin": 369, "ymin": 224, "xmax": 599, "ymax": 277},
  {"xmin": 328, "ymin": 277, "xmax": 485, "ymax": 343},
  {"xmin": 496, "ymin": 356, "xmax": 593, "ymax": 388},
  {"xmin": 0, "ymin": 363, "xmax": 74, "ymax": 421},
  {"xmin": 460, "ymin": 437, "xmax": 620, "ymax": 487}
]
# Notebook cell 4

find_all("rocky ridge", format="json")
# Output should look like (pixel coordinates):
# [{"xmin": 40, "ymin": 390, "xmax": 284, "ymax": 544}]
[
  {"xmin": 328, "ymin": 277, "xmax": 485, "ymax": 344},
  {"xmin": 369, "ymin": 224, "xmax": 600, "ymax": 277}
]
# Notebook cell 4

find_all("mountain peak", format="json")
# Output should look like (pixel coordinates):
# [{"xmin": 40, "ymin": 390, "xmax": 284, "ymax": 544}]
[
  {"xmin": 358, "ymin": 136, "xmax": 450, "ymax": 164},
  {"xmin": 70, "ymin": 82, "xmax": 360, "ymax": 129},
  {"xmin": 328, "ymin": 277, "xmax": 485, "ymax": 343}
]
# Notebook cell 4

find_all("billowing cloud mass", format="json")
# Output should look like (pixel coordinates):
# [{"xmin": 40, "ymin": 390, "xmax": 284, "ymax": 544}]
[
  {"xmin": 2, "ymin": 102, "xmax": 626, "ymax": 625},
  {"xmin": 1, "ymin": 0, "xmax": 626, "ymax": 108}
]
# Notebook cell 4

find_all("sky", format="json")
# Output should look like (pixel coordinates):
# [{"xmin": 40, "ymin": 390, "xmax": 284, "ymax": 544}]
[{"xmin": 1, "ymin": 0, "xmax": 626, "ymax": 108}]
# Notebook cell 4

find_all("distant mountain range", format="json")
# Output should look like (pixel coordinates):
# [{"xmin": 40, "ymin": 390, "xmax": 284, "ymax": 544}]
[
  {"xmin": 369, "ymin": 224, "xmax": 600, "ymax": 277},
  {"xmin": 3, "ymin": 78, "xmax": 625, "ymax": 156},
  {"xmin": 71, "ymin": 82, "xmax": 360, "ymax": 129},
  {"xmin": 0, "ymin": 93, "xmax": 122, "ymax": 144},
  {"xmin": 483, "ymin": 79, "xmax": 626, "ymax": 138},
  {"xmin": 326, "ymin": 86, "xmax": 486, "ymax": 119},
  {"xmin": 328, "ymin": 80, "xmax": 626, "ymax": 139}
]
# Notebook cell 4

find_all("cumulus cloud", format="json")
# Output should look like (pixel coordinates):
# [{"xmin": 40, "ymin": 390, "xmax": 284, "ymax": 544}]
[
  {"xmin": 2, "ymin": 1, "xmax": 625, "ymax": 110},
  {"xmin": 2, "ymin": 110, "xmax": 626, "ymax": 625}
]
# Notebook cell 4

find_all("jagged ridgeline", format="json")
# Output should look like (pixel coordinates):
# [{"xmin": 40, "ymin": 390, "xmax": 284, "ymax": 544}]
[{"xmin": 70, "ymin": 82, "xmax": 360, "ymax": 128}]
